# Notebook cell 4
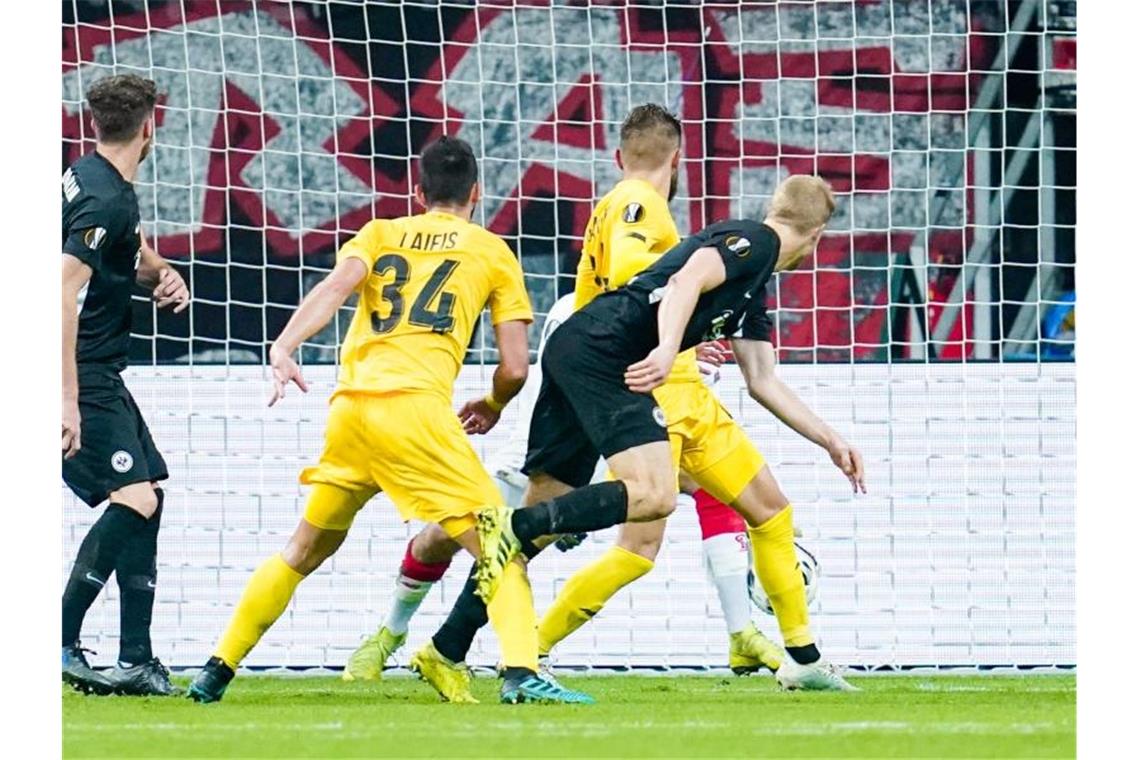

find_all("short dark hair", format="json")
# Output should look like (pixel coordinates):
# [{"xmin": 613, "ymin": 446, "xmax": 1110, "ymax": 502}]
[
  {"xmin": 419, "ymin": 136, "xmax": 479, "ymax": 206},
  {"xmin": 86, "ymin": 74, "xmax": 158, "ymax": 144},
  {"xmin": 619, "ymin": 103, "xmax": 682, "ymax": 168}
]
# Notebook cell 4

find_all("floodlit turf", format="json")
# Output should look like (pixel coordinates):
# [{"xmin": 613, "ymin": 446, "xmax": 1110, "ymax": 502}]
[{"xmin": 63, "ymin": 673, "xmax": 1074, "ymax": 758}]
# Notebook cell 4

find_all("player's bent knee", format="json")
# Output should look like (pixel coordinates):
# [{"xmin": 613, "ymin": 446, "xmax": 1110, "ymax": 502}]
[
  {"xmin": 281, "ymin": 520, "xmax": 347, "ymax": 576},
  {"xmin": 623, "ymin": 477, "xmax": 676, "ymax": 522},
  {"xmin": 649, "ymin": 488, "xmax": 677, "ymax": 521},
  {"xmin": 411, "ymin": 523, "xmax": 461, "ymax": 564},
  {"xmin": 108, "ymin": 482, "xmax": 159, "ymax": 519}
]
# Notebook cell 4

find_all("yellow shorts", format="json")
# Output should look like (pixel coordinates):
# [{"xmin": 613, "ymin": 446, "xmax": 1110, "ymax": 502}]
[
  {"xmin": 653, "ymin": 380, "xmax": 766, "ymax": 506},
  {"xmin": 299, "ymin": 392, "xmax": 502, "ymax": 537}
]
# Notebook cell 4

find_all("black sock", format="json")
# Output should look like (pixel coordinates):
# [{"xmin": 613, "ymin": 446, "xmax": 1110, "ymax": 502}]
[
  {"xmin": 431, "ymin": 566, "xmax": 489, "ymax": 664},
  {"xmin": 62, "ymin": 503, "xmax": 148, "ymax": 647},
  {"xmin": 115, "ymin": 490, "xmax": 163, "ymax": 665},
  {"xmin": 510, "ymin": 481, "xmax": 628, "ymax": 544},
  {"xmin": 502, "ymin": 665, "xmax": 535, "ymax": 683},
  {"xmin": 430, "ymin": 534, "xmax": 551, "ymax": 664},
  {"xmin": 787, "ymin": 643, "xmax": 821, "ymax": 665}
]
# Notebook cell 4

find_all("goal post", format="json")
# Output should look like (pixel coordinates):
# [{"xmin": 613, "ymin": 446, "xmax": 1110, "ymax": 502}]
[{"xmin": 61, "ymin": 0, "xmax": 1075, "ymax": 671}]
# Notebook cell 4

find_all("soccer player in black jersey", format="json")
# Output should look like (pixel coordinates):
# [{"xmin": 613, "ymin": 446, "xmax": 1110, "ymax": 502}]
[
  {"xmin": 475, "ymin": 174, "xmax": 866, "ymax": 691},
  {"xmin": 61, "ymin": 74, "xmax": 189, "ymax": 696}
]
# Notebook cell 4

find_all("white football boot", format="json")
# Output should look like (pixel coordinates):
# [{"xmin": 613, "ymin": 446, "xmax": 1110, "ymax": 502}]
[{"xmin": 776, "ymin": 656, "xmax": 860, "ymax": 691}]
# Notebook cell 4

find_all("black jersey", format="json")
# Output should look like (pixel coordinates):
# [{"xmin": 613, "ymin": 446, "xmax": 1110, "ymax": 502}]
[
  {"xmin": 62, "ymin": 152, "xmax": 142, "ymax": 371},
  {"xmin": 580, "ymin": 218, "xmax": 779, "ymax": 358}
]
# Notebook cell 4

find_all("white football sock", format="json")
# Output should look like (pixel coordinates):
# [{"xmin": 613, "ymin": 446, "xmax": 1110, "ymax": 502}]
[
  {"xmin": 703, "ymin": 532, "xmax": 752, "ymax": 635},
  {"xmin": 383, "ymin": 575, "xmax": 434, "ymax": 635}
]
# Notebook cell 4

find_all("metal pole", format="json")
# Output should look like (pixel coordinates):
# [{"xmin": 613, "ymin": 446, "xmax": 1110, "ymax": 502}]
[
  {"xmin": 973, "ymin": 117, "xmax": 994, "ymax": 359},
  {"xmin": 929, "ymin": 97, "xmax": 1043, "ymax": 348}
]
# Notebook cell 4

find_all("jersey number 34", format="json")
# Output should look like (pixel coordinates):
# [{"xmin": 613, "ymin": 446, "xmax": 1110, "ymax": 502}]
[{"xmin": 370, "ymin": 254, "xmax": 459, "ymax": 335}]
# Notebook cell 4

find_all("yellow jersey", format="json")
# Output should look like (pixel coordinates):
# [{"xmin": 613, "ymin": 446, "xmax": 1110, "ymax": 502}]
[
  {"xmin": 574, "ymin": 178, "xmax": 700, "ymax": 383},
  {"xmin": 335, "ymin": 210, "xmax": 533, "ymax": 400}
]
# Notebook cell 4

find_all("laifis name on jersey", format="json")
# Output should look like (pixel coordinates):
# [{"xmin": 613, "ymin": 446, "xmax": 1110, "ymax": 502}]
[{"xmin": 398, "ymin": 230, "xmax": 460, "ymax": 251}]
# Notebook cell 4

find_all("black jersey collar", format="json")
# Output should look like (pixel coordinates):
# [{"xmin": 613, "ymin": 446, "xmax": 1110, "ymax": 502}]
[{"xmin": 91, "ymin": 149, "xmax": 132, "ymax": 188}]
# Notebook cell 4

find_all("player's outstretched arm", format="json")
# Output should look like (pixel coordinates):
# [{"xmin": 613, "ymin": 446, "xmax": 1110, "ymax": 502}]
[
  {"xmin": 459, "ymin": 319, "xmax": 529, "ymax": 435},
  {"xmin": 732, "ymin": 337, "xmax": 866, "ymax": 494},
  {"xmin": 625, "ymin": 246, "xmax": 726, "ymax": 393},
  {"xmin": 62, "ymin": 254, "xmax": 93, "ymax": 459},
  {"xmin": 267, "ymin": 257, "xmax": 368, "ymax": 406}
]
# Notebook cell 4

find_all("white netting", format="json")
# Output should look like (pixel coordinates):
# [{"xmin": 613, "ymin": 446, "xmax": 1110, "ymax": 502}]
[{"xmin": 62, "ymin": 0, "xmax": 1075, "ymax": 669}]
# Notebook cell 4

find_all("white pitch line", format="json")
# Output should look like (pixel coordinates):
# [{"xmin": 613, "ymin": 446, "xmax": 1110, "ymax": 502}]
[
  {"xmin": 914, "ymin": 682, "xmax": 1075, "ymax": 693},
  {"xmin": 70, "ymin": 722, "xmax": 346, "ymax": 732}
]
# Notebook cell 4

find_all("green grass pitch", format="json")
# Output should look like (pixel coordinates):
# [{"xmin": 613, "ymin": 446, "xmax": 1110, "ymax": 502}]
[{"xmin": 64, "ymin": 673, "xmax": 1074, "ymax": 758}]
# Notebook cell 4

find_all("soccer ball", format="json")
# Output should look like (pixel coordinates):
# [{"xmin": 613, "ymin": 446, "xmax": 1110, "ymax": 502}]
[{"xmin": 748, "ymin": 542, "xmax": 820, "ymax": 615}]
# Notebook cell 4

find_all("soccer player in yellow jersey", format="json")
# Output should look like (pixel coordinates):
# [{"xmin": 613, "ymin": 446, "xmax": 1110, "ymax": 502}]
[
  {"xmin": 537, "ymin": 104, "xmax": 784, "ymax": 673},
  {"xmin": 187, "ymin": 136, "xmax": 591, "ymax": 705}
]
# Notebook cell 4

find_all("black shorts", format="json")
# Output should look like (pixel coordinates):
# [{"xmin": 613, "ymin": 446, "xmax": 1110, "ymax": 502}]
[
  {"xmin": 63, "ymin": 365, "xmax": 168, "ymax": 507},
  {"xmin": 522, "ymin": 310, "xmax": 668, "ymax": 488}
]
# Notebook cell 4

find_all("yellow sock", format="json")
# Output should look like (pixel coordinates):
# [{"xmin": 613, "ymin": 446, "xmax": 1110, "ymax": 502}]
[
  {"xmin": 214, "ymin": 554, "xmax": 304, "ymax": 669},
  {"xmin": 748, "ymin": 505, "xmax": 813, "ymax": 647},
  {"xmin": 537, "ymin": 546, "xmax": 654, "ymax": 655},
  {"xmin": 485, "ymin": 561, "xmax": 539, "ymax": 671}
]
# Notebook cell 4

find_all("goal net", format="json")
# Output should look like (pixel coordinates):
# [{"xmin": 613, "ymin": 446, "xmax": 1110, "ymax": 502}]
[{"xmin": 62, "ymin": 0, "xmax": 1075, "ymax": 671}]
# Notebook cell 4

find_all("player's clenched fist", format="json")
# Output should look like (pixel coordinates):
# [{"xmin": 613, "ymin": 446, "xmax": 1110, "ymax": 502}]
[{"xmin": 62, "ymin": 401, "xmax": 81, "ymax": 459}]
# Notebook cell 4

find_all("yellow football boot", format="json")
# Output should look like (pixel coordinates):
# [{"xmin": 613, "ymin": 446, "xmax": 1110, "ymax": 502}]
[
  {"xmin": 729, "ymin": 623, "xmax": 784, "ymax": 675},
  {"xmin": 409, "ymin": 641, "xmax": 478, "ymax": 704},
  {"xmin": 342, "ymin": 627, "xmax": 406, "ymax": 682}
]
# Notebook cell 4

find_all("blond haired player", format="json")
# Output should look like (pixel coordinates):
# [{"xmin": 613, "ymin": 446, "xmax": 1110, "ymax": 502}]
[
  {"xmin": 476, "ymin": 172, "xmax": 866, "ymax": 692},
  {"xmin": 187, "ymin": 136, "xmax": 591, "ymax": 705}
]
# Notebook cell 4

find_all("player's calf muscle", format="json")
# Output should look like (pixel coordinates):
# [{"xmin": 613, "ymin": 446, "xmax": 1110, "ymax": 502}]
[{"xmin": 616, "ymin": 519, "xmax": 667, "ymax": 561}]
